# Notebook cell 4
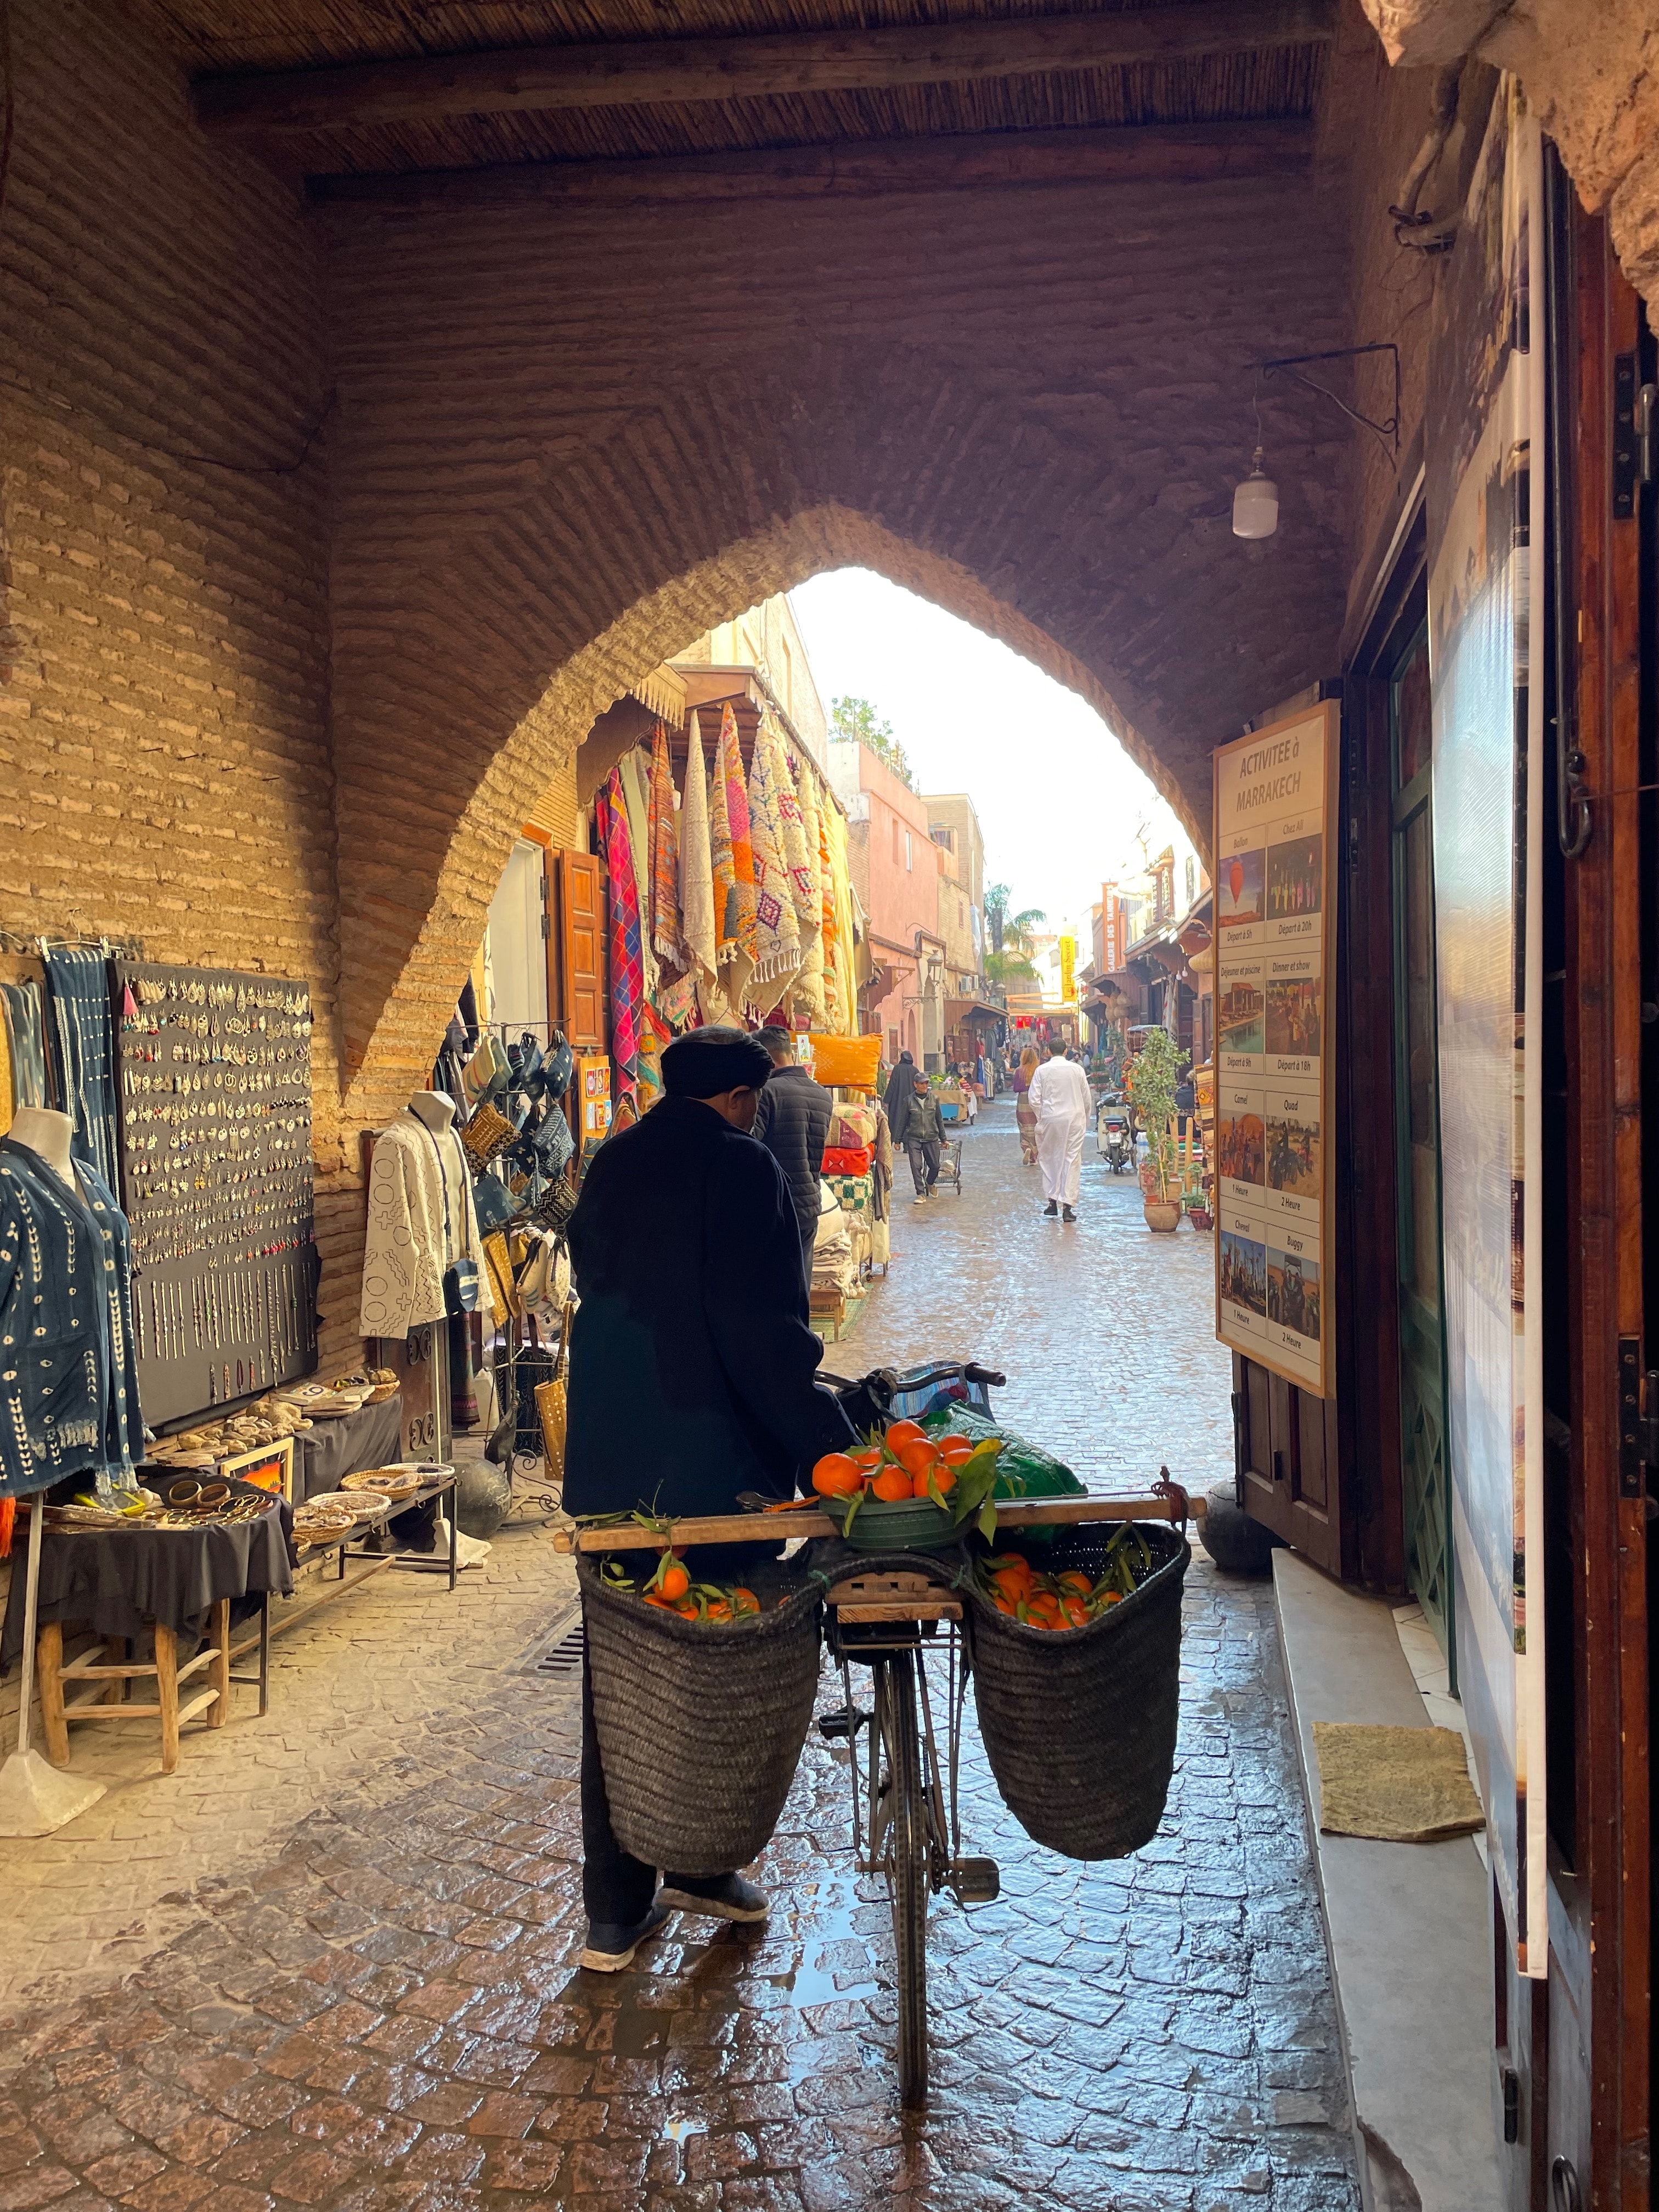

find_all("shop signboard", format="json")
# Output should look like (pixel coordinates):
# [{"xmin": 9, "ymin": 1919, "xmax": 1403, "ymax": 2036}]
[
  {"xmin": 1058, "ymin": 935, "xmax": 1076, "ymax": 1006},
  {"xmin": 1425, "ymin": 80, "xmax": 1546, "ymax": 1976},
  {"xmin": 1211, "ymin": 703, "xmax": 1337, "ymax": 1400}
]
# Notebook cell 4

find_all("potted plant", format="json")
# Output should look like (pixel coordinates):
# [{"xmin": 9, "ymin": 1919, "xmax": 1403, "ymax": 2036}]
[{"xmin": 1127, "ymin": 1028, "xmax": 1188, "ymax": 1233}]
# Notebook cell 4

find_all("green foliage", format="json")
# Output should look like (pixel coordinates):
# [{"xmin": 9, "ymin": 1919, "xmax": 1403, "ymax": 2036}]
[
  {"xmin": 984, "ymin": 881, "xmax": 1010, "ymax": 953},
  {"xmin": 1130, "ymin": 1027, "xmax": 1189, "ymax": 1200},
  {"xmin": 985, "ymin": 949, "xmax": 1038, "ymax": 988},
  {"xmin": 1006, "ymin": 906, "xmax": 1046, "ymax": 955},
  {"xmin": 832, "ymin": 696, "xmax": 913, "ymax": 788}
]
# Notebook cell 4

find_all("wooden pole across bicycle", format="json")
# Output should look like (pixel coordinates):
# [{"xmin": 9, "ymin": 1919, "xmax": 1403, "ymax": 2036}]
[{"xmin": 552, "ymin": 1490, "xmax": 1205, "ymax": 1554}]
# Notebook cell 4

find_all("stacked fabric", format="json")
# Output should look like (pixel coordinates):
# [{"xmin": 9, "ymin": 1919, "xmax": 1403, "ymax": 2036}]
[
  {"xmin": 811, "ymin": 1188, "xmax": 862, "ymax": 1299},
  {"xmin": 822, "ymin": 1144, "xmax": 872, "ymax": 1177},
  {"xmin": 827, "ymin": 1172, "xmax": 873, "ymax": 1216}
]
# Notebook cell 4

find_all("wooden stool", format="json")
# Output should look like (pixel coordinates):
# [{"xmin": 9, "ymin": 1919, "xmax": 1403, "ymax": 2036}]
[{"xmin": 37, "ymin": 1601, "xmax": 232, "ymax": 1775}]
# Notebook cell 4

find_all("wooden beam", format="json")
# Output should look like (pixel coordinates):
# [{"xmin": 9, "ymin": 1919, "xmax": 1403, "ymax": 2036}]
[
  {"xmin": 198, "ymin": 0, "xmax": 1332, "ymax": 136},
  {"xmin": 555, "ymin": 1491, "xmax": 1203, "ymax": 1553},
  {"xmin": 306, "ymin": 119, "xmax": 1311, "ymax": 211}
]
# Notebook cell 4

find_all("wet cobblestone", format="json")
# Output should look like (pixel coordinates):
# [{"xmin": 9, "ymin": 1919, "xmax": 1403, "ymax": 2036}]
[{"xmin": 0, "ymin": 1102, "xmax": 1357, "ymax": 2209}]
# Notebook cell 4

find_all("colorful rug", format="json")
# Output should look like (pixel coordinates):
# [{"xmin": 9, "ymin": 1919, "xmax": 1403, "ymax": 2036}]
[
  {"xmin": 598, "ymin": 767, "xmax": 644, "ymax": 1088},
  {"xmin": 710, "ymin": 701, "xmax": 756, "ymax": 1008},
  {"xmin": 678, "ymin": 711, "xmax": 718, "ymax": 996},
  {"xmin": 747, "ymin": 719, "xmax": 800, "ymax": 994},
  {"xmin": 648, "ymin": 723, "xmax": 682, "ymax": 972}
]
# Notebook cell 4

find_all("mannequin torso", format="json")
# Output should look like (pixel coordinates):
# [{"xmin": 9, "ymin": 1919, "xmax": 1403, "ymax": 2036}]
[
  {"xmin": 407, "ymin": 1092, "xmax": 457, "ymax": 1136},
  {"xmin": 8, "ymin": 1108, "xmax": 75, "ymax": 1187}
]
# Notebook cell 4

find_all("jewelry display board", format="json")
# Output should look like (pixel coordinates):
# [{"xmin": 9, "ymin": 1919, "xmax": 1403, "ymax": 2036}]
[
  {"xmin": 1211, "ymin": 703, "xmax": 1338, "ymax": 1398},
  {"xmin": 114, "ymin": 962, "xmax": 317, "ymax": 1429}
]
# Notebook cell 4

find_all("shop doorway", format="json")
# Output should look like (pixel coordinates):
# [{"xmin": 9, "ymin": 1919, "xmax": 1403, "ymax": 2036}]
[{"xmin": 1389, "ymin": 603, "xmax": 1455, "ymax": 1678}]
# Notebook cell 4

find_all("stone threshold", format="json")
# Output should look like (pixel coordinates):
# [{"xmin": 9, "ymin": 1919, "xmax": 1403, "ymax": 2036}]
[{"xmin": 1273, "ymin": 1549, "xmax": 1503, "ymax": 2212}]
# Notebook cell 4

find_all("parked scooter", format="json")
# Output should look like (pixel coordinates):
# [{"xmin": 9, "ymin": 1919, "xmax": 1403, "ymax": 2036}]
[{"xmin": 1097, "ymin": 1099, "xmax": 1135, "ymax": 1174}]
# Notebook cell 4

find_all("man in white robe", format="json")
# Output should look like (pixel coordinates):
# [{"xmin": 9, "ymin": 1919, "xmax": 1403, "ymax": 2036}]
[{"xmin": 1027, "ymin": 1046, "xmax": 1093, "ymax": 1220}]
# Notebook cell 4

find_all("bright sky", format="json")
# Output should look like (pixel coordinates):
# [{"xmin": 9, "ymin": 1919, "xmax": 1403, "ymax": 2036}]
[{"xmin": 788, "ymin": 569, "xmax": 1197, "ymax": 939}]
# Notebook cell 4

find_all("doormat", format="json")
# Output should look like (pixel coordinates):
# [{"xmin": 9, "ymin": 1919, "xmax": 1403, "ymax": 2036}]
[{"xmin": 1312, "ymin": 1722, "xmax": 1485, "ymax": 1843}]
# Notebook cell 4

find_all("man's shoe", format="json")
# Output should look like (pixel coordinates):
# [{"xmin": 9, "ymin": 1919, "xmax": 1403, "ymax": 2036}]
[
  {"xmin": 1043, "ymin": 1200, "xmax": 1058, "ymax": 1217},
  {"xmin": 1062, "ymin": 1205, "xmax": 1077, "ymax": 1223},
  {"xmin": 658, "ymin": 1872, "xmax": 770, "ymax": 1923},
  {"xmin": 580, "ymin": 1900, "xmax": 670, "ymax": 1972},
  {"xmin": 913, "ymin": 1192, "xmax": 928, "ymax": 1206}
]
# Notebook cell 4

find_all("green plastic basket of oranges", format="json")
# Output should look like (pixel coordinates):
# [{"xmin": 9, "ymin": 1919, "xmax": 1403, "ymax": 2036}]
[{"xmin": 810, "ymin": 1418, "xmax": 1005, "ymax": 1551}]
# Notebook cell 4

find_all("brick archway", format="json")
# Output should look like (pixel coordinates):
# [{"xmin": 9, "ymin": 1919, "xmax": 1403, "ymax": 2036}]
[{"xmin": 323, "ymin": 161, "xmax": 1355, "ymax": 1130}]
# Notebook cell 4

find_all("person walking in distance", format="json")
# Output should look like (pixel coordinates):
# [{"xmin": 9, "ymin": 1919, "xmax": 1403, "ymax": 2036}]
[
  {"xmin": 904, "ymin": 1069, "xmax": 945, "ymax": 1204},
  {"xmin": 1028, "ymin": 1042, "xmax": 1092, "ymax": 1221},
  {"xmin": 749, "ymin": 1025, "xmax": 832, "ymax": 1288},
  {"xmin": 1013, "ymin": 1045, "xmax": 1041, "ymax": 1166}
]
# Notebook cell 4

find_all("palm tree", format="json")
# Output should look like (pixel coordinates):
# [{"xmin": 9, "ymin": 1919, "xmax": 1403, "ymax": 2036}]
[
  {"xmin": 1005, "ymin": 906, "xmax": 1046, "ymax": 956},
  {"xmin": 984, "ymin": 882, "xmax": 1011, "ymax": 955}
]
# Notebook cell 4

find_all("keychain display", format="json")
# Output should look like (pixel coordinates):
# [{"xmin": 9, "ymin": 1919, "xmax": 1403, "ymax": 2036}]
[{"xmin": 114, "ymin": 962, "xmax": 318, "ymax": 1428}]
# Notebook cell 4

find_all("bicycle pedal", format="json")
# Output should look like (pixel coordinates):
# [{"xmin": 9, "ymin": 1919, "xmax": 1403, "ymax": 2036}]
[
  {"xmin": 950, "ymin": 1857, "xmax": 1001, "ymax": 1904},
  {"xmin": 817, "ymin": 1706, "xmax": 870, "ymax": 1741}
]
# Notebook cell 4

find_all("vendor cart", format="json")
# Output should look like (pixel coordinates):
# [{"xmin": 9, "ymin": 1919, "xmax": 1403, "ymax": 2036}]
[{"xmin": 562, "ymin": 1362, "xmax": 1200, "ymax": 2108}]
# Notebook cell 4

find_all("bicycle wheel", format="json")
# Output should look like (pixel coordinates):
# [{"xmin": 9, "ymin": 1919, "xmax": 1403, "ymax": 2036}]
[{"xmin": 876, "ymin": 1654, "xmax": 929, "ymax": 2104}]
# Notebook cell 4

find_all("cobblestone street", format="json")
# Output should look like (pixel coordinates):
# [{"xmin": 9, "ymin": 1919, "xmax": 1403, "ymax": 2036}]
[{"xmin": 0, "ymin": 1102, "xmax": 1358, "ymax": 2211}]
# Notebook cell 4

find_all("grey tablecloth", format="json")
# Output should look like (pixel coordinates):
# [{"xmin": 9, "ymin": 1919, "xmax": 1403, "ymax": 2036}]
[
  {"xmin": 2, "ymin": 1480, "xmax": 294, "ymax": 1668},
  {"xmin": 296, "ymin": 1392, "xmax": 404, "ymax": 1500}
]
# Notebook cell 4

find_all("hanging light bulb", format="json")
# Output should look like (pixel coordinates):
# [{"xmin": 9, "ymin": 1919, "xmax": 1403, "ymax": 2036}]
[{"xmin": 1232, "ymin": 447, "xmax": 1278, "ymax": 539}]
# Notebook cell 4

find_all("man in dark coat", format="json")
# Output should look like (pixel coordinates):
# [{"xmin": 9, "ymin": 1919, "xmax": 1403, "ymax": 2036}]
[
  {"xmin": 749, "ymin": 1024, "xmax": 833, "ymax": 1283},
  {"xmin": 882, "ymin": 1047, "xmax": 917, "ymax": 1147},
  {"xmin": 564, "ymin": 1025, "xmax": 855, "ymax": 1972}
]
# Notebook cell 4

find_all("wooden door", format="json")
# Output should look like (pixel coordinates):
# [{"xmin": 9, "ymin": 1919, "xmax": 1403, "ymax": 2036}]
[
  {"xmin": 1389, "ymin": 613, "xmax": 1455, "ymax": 1678},
  {"xmin": 1234, "ymin": 1350, "xmax": 1341, "ymax": 1571},
  {"xmin": 558, "ymin": 849, "xmax": 604, "ymax": 1052}
]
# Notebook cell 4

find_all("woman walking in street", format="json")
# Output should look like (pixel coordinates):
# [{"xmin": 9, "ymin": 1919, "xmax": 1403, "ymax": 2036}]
[{"xmin": 1013, "ymin": 1045, "xmax": 1040, "ymax": 1166}]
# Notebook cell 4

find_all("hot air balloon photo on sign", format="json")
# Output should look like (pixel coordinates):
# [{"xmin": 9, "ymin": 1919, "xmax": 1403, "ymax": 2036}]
[
  {"xmin": 1217, "ymin": 848, "xmax": 1264, "ymax": 929},
  {"xmin": 1211, "ymin": 703, "xmax": 1337, "ymax": 1398}
]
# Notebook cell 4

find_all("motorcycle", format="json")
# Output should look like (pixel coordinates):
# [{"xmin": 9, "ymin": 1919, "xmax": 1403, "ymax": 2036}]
[{"xmin": 1097, "ymin": 1102, "xmax": 1135, "ymax": 1174}]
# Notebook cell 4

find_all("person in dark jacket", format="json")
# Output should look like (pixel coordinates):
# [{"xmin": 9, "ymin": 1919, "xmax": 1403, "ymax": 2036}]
[
  {"xmin": 882, "ymin": 1048, "xmax": 917, "ymax": 1147},
  {"xmin": 749, "ymin": 1025, "xmax": 832, "ymax": 1282},
  {"xmin": 903, "ymin": 1069, "xmax": 945, "ymax": 1202},
  {"xmin": 564, "ymin": 1024, "xmax": 855, "ymax": 1973}
]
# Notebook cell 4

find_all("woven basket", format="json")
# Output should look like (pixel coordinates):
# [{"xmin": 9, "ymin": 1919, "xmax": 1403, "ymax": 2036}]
[
  {"xmin": 966, "ymin": 1522, "xmax": 1190, "ymax": 1861},
  {"xmin": 578, "ymin": 1555, "xmax": 824, "ymax": 1876}
]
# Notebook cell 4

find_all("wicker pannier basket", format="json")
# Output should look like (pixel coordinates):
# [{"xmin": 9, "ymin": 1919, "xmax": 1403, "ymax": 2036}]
[
  {"xmin": 577, "ymin": 1554, "xmax": 825, "ymax": 1876},
  {"xmin": 965, "ymin": 1521, "xmax": 1190, "ymax": 1860}
]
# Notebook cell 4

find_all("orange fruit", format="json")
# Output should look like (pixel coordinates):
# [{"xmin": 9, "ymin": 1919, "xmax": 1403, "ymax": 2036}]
[
  {"xmin": 897, "ymin": 1438, "xmax": 940, "ymax": 1478},
  {"xmin": 644, "ymin": 1593, "xmax": 677, "ymax": 1610},
  {"xmin": 657, "ymin": 1560, "xmax": 690, "ymax": 1602},
  {"xmin": 1056, "ymin": 1571, "xmax": 1092, "ymax": 1598},
  {"xmin": 1059, "ymin": 1597, "xmax": 1090, "ymax": 1628},
  {"xmin": 994, "ymin": 1595, "xmax": 1019, "ymax": 1617},
  {"xmin": 704, "ymin": 1599, "xmax": 732, "ymax": 1622},
  {"xmin": 929, "ymin": 1463, "xmax": 957, "ymax": 1497},
  {"xmin": 884, "ymin": 1419, "xmax": 927, "ymax": 1453},
  {"xmin": 812, "ymin": 1452, "xmax": 864, "ymax": 1498},
  {"xmin": 732, "ymin": 1587, "xmax": 760, "ymax": 1616},
  {"xmin": 937, "ymin": 1435, "xmax": 975, "ymax": 1463},
  {"xmin": 871, "ymin": 1465, "xmax": 913, "ymax": 1503},
  {"xmin": 850, "ymin": 1446, "xmax": 884, "ymax": 1470}
]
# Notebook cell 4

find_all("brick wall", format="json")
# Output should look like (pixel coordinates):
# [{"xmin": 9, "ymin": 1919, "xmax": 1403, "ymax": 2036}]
[{"xmin": 0, "ymin": 0, "xmax": 363, "ymax": 1364}]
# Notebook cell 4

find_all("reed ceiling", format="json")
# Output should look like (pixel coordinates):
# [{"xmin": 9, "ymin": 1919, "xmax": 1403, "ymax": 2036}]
[{"xmin": 133, "ymin": 0, "xmax": 1331, "ymax": 176}]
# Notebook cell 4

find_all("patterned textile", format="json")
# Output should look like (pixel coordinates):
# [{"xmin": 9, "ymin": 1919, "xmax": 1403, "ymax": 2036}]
[
  {"xmin": 0, "ymin": 994, "xmax": 12, "ymax": 1138},
  {"xmin": 598, "ymin": 770, "xmax": 645, "ymax": 1088},
  {"xmin": 824, "ymin": 806, "xmax": 857, "ymax": 1036},
  {"xmin": 778, "ymin": 741, "xmax": 819, "ymax": 938},
  {"xmin": 828, "ymin": 1172, "xmax": 872, "ymax": 1216},
  {"xmin": 678, "ymin": 712, "xmax": 718, "ymax": 996},
  {"xmin": 818, "ymin": 810, "xmax": 838, "ymax": 1027},
  {"xmin": 791, "ymin": 757, "xmax": 827, "ymax": 1025},
  {"xmin": 617, "ymin": 749, "xmax": 659, "ymax": 1001},
  {"xmin": 1, "ymin": 983, "xmax": 46, "ymax": 1111},
  {"xmin": 0, "ymin": 1139, "xmax": 143, "ymax": 1500},
  {"xmin": 746, "ymin": 720, "xmax": 801, "ymax": 995},
  {"xmin": 44, "ymin": 947, "xmax": 121, "ymax": 1195},
  {"xmin": 710, "ymin": 701, "xmax": 757, "ymax": 1008},
  {"xmin": 648, "ymin": 724, "xmax": 682, "ymax": 971},
  {"xmin": 360, "ymin": 1111, "xmax": 489, "ymax": 1339}
]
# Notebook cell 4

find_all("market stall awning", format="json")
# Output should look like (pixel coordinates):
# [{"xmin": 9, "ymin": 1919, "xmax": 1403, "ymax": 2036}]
[{"xmin": 946, "ymin": 996, "xmax": 1003, "ymax": 1025}]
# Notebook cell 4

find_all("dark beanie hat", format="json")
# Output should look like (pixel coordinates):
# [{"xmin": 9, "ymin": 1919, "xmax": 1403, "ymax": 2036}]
[{"xmin": 661, "ymin": 1025, "xmax": 775, "ymax": 1099}]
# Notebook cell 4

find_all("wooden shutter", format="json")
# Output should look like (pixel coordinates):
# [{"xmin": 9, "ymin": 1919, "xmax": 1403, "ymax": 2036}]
[{"xmin": 559, "ymin": 849, "xmax": 605, "ymax": 1052}]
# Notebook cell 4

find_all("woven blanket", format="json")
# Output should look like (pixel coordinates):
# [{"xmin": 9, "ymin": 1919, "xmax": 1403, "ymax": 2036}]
[
  {"xmin": 617, "ymin": 748, "xmax": 658, "ymax": 999},
  {"xmin": 791, "ymin": 754, "xmax": 827, "ymax": 1025},
  {"xmin": 678, "ymin": 711, "xmax": 718, "ymax": 992},
  {"xmin": 747, "ymin": 721, "xmax": 801, "ymax": 993},
  {"xmin": 648, "ymin": 724, "xmax": 682, "ymax": 971},
  {"xmin": 710, "ymin": 701, "xmax": 756, "ymax": 1008},
  {"xmin": 598, "ymin": 769, "xmax": 644, "ymax": 1086}
]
